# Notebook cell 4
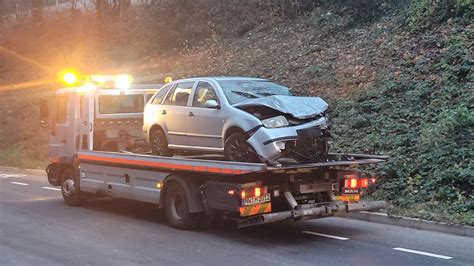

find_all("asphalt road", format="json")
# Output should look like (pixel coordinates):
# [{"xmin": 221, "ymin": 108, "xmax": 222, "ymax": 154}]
[{"xmin": 1, "ymin": 169, "xmax": 473, "ymax": 266}]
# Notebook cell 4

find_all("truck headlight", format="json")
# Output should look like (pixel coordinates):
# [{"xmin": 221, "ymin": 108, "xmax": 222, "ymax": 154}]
[{"xmin": 261, "ymin": 115, "xmax": 289, "ymax": 128}]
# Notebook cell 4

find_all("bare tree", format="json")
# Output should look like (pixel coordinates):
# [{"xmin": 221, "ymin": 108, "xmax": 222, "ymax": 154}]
[
  {"xmin": 31, "ymin": 0, "xmax": 43, "ymax": 22},
  {"xmin": 0, "ymin": 0, "xmax": 4, "ymax": 23}
]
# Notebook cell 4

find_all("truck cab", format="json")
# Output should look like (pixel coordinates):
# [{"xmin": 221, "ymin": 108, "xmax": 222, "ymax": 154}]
[{"xmin": 42, "ymin": 82, "xmax": 161, "ymax": 186}]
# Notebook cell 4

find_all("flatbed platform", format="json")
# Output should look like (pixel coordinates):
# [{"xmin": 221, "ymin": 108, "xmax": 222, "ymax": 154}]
[{"xmin": 78, "ymin": 151, "xmax": 388, "ymax": 176}]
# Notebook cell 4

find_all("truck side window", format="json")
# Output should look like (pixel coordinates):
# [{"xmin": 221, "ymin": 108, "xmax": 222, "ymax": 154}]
[
  {"xmin": 56, "ymin": 96, "xmax": 67, "ymax": 124},
  {"xmin": 193, "ymin": 82, "xmax": 219, "ymax": 108},
  {"xmin": 151, "ymin": 84, "xmax": 172, "ymax": 105},
  {"xmin": 99, "ymin": 95, "xmax": 144, "ymax": 114}
]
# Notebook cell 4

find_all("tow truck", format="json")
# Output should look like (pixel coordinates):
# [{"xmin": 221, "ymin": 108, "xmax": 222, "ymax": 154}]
[{"xmin": 41, "ymin": 73, "xmax": 388, "ymax": 229}]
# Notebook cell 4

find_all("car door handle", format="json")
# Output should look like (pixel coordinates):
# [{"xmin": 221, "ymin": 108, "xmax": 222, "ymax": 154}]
[
  {"xmin": 187, "ymin": 112, "xmax": 194, "ymax": 117},
  {"xmin": 161, "ymin": 110, "xmax": 167, "ymax": 115}
]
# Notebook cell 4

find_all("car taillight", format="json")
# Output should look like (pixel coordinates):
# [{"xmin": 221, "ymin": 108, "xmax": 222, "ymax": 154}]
[{"xmin": 241, "ymin": 190, "xmax": 247, "ymax": 199}]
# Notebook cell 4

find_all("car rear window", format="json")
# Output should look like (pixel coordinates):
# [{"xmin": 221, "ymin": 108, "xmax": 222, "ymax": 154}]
[{"xmin": 99, "ymin": 94, "xmax": 144, "ymax": 114}]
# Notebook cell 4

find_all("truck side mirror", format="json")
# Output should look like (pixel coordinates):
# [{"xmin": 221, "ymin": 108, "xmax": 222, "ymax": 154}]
[
  {"xmin": 204, "ymin": 99, "xmax": 220, "ymax": 109},
  {"xmin": 40, "ymin": 99, "xmax": 49, "ymax": 123}
]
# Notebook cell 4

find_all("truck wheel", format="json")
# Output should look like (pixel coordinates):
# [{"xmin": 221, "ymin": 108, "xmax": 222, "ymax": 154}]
[
  {"xmin": 61, "ymin": 168, "xmax": 82, "ymax": 206},
  {"xmin": 164, "ymin": 182, "xmax": 201, "ymax": 230},
  {"xmin": 150, "ymin": 129, "xmax": 172, "ymax": 157},
  {"xmin": 224, "ymin": 132, "xmax": 259, "ymax": 162}
]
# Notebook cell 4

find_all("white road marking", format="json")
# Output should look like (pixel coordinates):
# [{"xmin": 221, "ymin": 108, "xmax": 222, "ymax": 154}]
[
  {"xmin": 301, "ymin": 231, "xmax": 349, "ymax": 240},
  {"xmin": 10, "ymin": 182, "xmax": 29, "ymax": 186},
  {"xmin": 42, "ymin": 187, "xmax": 61, "ymax": 191},
  {"xmin": 393, "ymin": 247, "xmax": 453, "ymax": 260},
  {"xmin": 0, "ymin": 174, "xmax": 26, "ymax": 179}
]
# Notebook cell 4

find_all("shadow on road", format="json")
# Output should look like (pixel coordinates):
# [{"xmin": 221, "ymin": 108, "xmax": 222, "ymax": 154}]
[{"xmin": 79, "ymin": 197, "xmax": 368, "ymax": 246}]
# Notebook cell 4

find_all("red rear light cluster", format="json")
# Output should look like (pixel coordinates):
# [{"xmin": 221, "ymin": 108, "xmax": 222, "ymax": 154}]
[
  {"xmin": 239, "ymin": 187, "xmax": 267, "ymax": 199},
  {"xmin": 344, "ymin": 178, "xmax": 371, "ymax": 188}
]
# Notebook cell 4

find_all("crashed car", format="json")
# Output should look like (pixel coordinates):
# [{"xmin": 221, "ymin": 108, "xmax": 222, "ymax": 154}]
[{"xmin": 143, "ymin": 77, "xmax": 330, "ymax": 164}]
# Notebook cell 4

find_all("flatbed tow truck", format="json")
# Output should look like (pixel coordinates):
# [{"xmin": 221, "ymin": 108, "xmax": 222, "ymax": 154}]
[{"xmin": 41, "ymin": 75, "xmax": 388, "ymax": 229}]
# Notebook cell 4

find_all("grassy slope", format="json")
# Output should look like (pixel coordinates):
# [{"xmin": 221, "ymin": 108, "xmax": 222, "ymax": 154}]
[{"xmin": 0, "ymin": 3, "xmax": 471, "ymax": 223}]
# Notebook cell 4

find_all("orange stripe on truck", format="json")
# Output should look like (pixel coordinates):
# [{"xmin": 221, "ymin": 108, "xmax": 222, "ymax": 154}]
[{"xmin": 78, "ymin": 154, "xmax": 244, "ymax": 175}]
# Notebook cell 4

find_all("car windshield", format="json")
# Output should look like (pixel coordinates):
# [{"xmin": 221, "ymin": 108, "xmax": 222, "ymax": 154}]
[{"xmin": 218, "ymin": 80, "xmax": 292, "ymax": 105}]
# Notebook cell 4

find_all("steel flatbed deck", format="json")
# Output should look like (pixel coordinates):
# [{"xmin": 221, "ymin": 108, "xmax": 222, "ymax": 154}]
[{"xmin": 78, "ymin": 150, "xmax": 388, "ymax": 176}]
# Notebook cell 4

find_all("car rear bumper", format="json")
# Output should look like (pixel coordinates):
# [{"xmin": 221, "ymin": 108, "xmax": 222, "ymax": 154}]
[{"xmin": 247, "ymin": 117, "xmax": 329, "ymax": 163}]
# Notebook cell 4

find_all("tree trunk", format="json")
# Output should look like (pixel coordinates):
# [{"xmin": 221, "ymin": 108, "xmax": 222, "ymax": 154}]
[
  {"xmin": 32, "ymin": 0, "xmax": 43, "ymax": 22},
  {"xmin": 0, "ymin": 0, "xmax": 4, "ymax": 23},
  {"xmin": 96, "ymin": 0, "xmax": 109, "ymax": 19}
]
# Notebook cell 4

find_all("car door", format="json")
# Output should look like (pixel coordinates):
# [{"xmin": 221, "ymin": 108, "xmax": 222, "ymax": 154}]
[
  {"xmin": 161, "ymin": 81, "xmax": 194, "ymax": 147},
  {"xmin": 186, "ymin": 81, "xmax": 224, "ymax": 150}
]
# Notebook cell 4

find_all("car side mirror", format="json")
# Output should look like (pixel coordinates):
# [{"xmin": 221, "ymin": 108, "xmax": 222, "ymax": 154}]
[{"xmin": 204, "ymin": 99, "xmax": 220, "ymax": 109}]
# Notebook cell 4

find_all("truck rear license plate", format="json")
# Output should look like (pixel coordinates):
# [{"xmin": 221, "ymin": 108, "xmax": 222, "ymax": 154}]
[
  {"xmin": 241, "ymin": 193, "xmax": 271, "ymax": 206},
  {"xmin": 342, "ymin": 188, "xmax": 360, "ymax": 194}
]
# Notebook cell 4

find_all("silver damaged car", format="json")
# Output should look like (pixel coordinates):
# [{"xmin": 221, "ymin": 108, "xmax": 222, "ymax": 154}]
[{"xmin": 143, "ymin": 77, "xmax": 331, "ymax": 164}]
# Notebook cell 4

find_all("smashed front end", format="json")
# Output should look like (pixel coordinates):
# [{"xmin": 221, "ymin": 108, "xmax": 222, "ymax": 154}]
[{"xmin": 234, "ymin": 95, "xmax": 331, "ymax": 164}]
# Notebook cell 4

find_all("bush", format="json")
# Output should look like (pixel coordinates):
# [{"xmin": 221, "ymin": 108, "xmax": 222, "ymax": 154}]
[
  {"xmin": 405, "ymin": 0, "xmax": 474, "ymax": 31},
  {"xmin": 329, "ymin": 41, "xmax": 473, "ymax": 224}
]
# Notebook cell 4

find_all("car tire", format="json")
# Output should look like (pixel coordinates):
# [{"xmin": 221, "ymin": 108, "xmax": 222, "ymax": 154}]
[
  {"xmin": 61, "ymin": 168, "xmax": 83, "ymax": 206},
  {"xmin": 150, "ymin": 129, "xmax": 172, "ymax": 157},
  {"xmin": 164, "ymin": 182, "xmax": 201, "ymax": 230},
  {"xmin": 224, "ymin": 132, "xmax": 259, "ymax": 163}
]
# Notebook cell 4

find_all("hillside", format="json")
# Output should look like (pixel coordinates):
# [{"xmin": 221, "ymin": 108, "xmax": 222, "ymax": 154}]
[{"xmin": 0, "ymin": 0, "xmax": 472, "ymax": 224}]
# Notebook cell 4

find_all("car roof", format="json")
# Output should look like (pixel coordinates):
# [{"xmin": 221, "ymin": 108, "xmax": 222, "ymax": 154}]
[{"xmin": 172, "ymin": 77, "xmax": 267, "ymax": 83}]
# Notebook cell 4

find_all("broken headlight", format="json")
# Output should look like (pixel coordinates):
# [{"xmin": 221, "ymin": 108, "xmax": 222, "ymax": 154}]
[{"xmin": 261, "ymin": 115, "xmax": 289, "ymax": 128}]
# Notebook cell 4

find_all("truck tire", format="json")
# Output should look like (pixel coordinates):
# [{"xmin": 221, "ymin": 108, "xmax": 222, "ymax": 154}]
[
  {"xmin": 224, "ymin": 132, "xmax": 259, "ymax": 162},
  {"xmin": 61, "ymin": 168, "xmax": 82, "ymax": 206},
  {"xmin": 150, "ymin": 129, "xmax": 172, "ymax": 157},
  {"xmin": 164, "ymin": 182, "xmax": 201, "ymax": 230}
]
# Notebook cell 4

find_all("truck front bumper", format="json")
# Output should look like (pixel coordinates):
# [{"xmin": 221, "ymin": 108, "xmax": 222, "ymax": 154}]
[{"xmin": 238, "ymin": 200, "xmax": 386, "ymax": 228}]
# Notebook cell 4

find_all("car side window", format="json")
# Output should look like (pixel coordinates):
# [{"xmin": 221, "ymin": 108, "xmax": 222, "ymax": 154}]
[
  {"xmin": 192, "ymin": 82, "xmax": 219, "ymax": 108},
  {"xmin": 166, "ymin": 82, "xmax": 194, "ymax": 106},
  {"xmin": 151, "ymin": 84, "xmax": 172, "ymax": 105}
]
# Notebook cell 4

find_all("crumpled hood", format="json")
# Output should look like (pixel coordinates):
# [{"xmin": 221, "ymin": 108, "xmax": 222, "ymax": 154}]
[{"xmin": 233, "ymin": 95, "xmax": 328, "ymax": 119}]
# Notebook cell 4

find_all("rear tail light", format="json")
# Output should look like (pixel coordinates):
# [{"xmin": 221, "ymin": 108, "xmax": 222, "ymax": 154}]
[
  {"xmin": 254, "ymin": 187, "xmax": 261, "ymax": 197},
  {"xmin": 344, "ymin": 178, "xmax": 359, "ymax": 188},
  {"xmin": 361, "ymin": 178, "xmax": 369, "ymax": 188},
  {"xmin": 344, "ymin": 177, "xmax": 374, "ymax": 189},
  {"xmin": 240, "ymin": 186, "xmax": 267, "ymax": 199}
]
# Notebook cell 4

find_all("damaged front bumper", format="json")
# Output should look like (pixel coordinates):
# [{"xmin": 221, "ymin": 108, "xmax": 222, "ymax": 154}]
[
  {"xmin": 238, "ymin": 200, "xmax": 386, "ymax": 228},
  {"xmin": 247, "ymin": 117, "xmax": 329, "ymax": 163}
]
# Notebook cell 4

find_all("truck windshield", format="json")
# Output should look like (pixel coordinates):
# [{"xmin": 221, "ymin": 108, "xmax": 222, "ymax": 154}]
[
  {"xmin": 218, "ymin": 80, "xmax": 292, "ymax": 105},
  {"xmin": 98, "ymin": 94, "xmax": 144, "ymax": 114}
]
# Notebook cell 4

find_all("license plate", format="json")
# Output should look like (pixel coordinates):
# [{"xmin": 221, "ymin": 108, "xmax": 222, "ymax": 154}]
[
  {"xmin": 342, "ymin": 188, "xmax": 360, "ymax": 194},
  {"xmin": 241, "ymin": 193, "xmax": 271, "ymax": 206}
]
